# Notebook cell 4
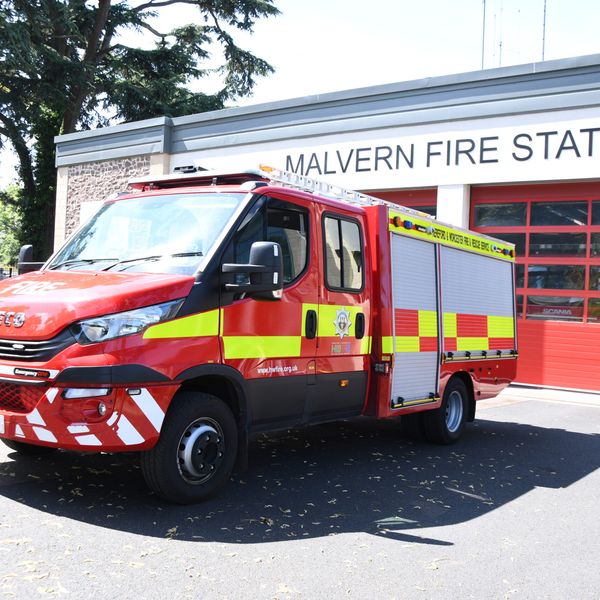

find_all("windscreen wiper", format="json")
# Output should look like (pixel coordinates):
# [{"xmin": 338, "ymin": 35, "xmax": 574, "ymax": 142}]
[
  {"xmin": 169, "ymin": 252, "xmax": 204, "ymax": 258},
  {"xmin": 48, "ymin": 257, "xmax": 119, "ymax": 270},
  {"xmin": 102, "ymin": 252, "xmax": 203, "ymax": 272}
]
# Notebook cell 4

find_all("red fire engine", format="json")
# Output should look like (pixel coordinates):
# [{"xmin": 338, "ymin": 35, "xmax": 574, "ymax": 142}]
[{"xmin": 0, "ymin": 167, "xmax": 517, "ymax": 503}]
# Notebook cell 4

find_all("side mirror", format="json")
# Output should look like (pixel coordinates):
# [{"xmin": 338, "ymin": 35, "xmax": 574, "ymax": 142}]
[
  {"xmin": 222, "ymin": 241, "xmax": 283, "ymax": 300},
  {"xmin": 17, "ymin": 245, "xmax": 44, "ymax": 275}
]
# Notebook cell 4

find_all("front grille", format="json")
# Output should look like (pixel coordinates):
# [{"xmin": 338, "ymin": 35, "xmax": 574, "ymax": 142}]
[
  {"xmin": 0, "ymin": 329, "xmax": 75, "ymax": 361},
  {"xmin": 0, "ymin": 382, "xmax": 48, "ymax": 413}
]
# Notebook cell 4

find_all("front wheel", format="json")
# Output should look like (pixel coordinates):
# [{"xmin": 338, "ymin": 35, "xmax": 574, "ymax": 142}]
[
  {"xmin": 140, "ymin": 392, "xmax": 238, "ymax": 504},
  {"xmin": 423, "ymin": 378, "xmax": 469, "ymax": 444}
]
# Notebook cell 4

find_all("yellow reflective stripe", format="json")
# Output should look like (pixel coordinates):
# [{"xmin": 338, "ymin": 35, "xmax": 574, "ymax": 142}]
[
  {"xmin": 382, "ymin": 336, "xmax": 394, "ymax": 354},
  {"xmin": 457, "ymin": 337, "xmax": 489, "ymax": 351},
  {"xmin": 389, "ymin": 210, "xmax": 515, "ymax": 262},
  {"xmin": 317, "ymin": 304, "xmax": 363, "ymax": 338},
  {"xmin": 418, "ymin": 310, "xmax": 438, "ymax": 337},
  {"xmin": 301, "ymin": 303, "xmax": 318, "ymax": 337},
  {"xmin": 443, "ymin": 312, "xmax": 457, "ymax": 337},
  {"xmin": 396, "ymin": 397, "xmax": 438, "ymax": 407},
  {"xmin": 223, "ymin": 336, "xmax": 301, "ymax": 359},
  {"xmin": 488, "ymin": 315, "xmax": 514, "ymax": 338},
  {"xmin": 359, "ymin": 336, "xmax": 372, "ymax": 355},
  {"xmin": 144, "ymin": 309, "xmax": 220, "ymax": 339},
  {"xmin": 396, "ymin": 336, "xmax": 420, "ymax": 353}
]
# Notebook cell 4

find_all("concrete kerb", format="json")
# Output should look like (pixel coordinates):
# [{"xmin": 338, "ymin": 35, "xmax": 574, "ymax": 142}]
[{"xmin": 496, "ymin": 383, "xmax": 600, "ymax": 407}]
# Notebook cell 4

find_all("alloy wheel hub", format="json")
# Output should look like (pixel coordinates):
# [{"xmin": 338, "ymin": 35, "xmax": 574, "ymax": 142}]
[{"xmin": 178, "ymin": 420, "xmax": 225, "ymax": 484}]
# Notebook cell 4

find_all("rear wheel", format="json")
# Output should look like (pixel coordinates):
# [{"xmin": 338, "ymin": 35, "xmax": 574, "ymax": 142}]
[
  {"xmin": 141, "ymin": 391, "xmax": 238, "ymax": 504},
  {"xmin": 399, "ymin": 412, "xmax": 425, "ymax": 440},
  {"xmin": 423, "ymin": 378, "xmax": 469, "ymax": 444},
  {"xmin": 1, "ymin": 438, "xmax": 56, "ymax": 456}
]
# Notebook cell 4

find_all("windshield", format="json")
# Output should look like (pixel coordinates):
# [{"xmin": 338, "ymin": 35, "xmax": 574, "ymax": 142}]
[{"xmin": 48, "ymin": 192, "xmax": 247, "ymax": 275}]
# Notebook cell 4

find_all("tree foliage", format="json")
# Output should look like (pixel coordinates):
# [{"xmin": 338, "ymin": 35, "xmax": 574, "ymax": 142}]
[
  {"xmin": 0, "ymin": 0, "xmax": 279, "ymax": 259},
  {"xmin": 0, "ymin": 184, "xmax": 22, "ymax": 267}
]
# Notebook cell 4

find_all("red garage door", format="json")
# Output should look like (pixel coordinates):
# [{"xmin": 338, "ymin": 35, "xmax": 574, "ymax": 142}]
[{"xmin": 472, "ymin": 183, "xmax": 600, "ymax": 391}]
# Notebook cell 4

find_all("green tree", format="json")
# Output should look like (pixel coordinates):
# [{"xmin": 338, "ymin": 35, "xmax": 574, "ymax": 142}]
[
  {"xmin": 0, "ymin": 184, "xmax": 22, "ymax": 268},
  {"xmin": 0, "ymin": 0, "xmax": 279, "ymax": 260}
]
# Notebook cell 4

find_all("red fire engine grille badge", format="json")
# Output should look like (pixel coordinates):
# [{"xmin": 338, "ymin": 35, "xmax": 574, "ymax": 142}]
[{"xmin": 333, "ymin": 307, "xmax": 352, "ymax": 340}]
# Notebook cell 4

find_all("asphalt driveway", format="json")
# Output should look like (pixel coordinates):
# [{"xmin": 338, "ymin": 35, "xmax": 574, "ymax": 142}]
[{"xmin": 0, "ymin": 387, "xmax": 598, "ymax": 599}]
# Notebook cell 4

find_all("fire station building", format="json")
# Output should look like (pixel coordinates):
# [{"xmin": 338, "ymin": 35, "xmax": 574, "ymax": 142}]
[{"xmin": 54, "ymin": 54, "xmax": 600, "ymax": 392}]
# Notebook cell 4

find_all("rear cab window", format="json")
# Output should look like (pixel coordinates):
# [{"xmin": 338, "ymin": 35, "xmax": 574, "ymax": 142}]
[{"xmin": 323, "ymin": 214, "xmax": 364, "ymax": 292}]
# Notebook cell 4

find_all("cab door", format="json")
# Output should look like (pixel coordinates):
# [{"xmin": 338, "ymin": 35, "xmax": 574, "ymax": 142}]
[
  {"xmin": 219, "ymin": 193, "xmax": 319, "ymax": 432},
  {"xmin": 307, "ymin": 208, "xmax": 371, "ymax": 422}
]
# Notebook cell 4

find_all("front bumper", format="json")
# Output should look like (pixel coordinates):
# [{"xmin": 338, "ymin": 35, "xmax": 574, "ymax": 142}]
[
  {"xmin": 0, "ymin": 329, "xmax": 220, "ymax": 452},
  {"xmin": 0, "ymin": 382, "xmax": 179, "ymax": 452}
]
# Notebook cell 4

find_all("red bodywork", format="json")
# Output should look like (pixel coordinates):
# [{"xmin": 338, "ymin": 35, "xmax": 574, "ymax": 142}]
[
  {"xmin": 362, "ymin": 204, "xmax": 516, "ymax": 419},
  {"xmin": 0, "ymin": 182, "xmax": 516, "ymax": 454}
]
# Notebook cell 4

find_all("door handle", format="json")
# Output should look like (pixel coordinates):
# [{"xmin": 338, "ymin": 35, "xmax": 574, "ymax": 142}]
[
  {"xmin": 355, "ymin": 312, "xmax": 365, "ymax": 339},
  {"xmin": 305, "ymin": 309, "xmax": 317, "ymax": 340}
]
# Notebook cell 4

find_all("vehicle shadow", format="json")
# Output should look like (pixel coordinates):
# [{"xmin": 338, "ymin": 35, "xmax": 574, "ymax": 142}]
[{"xmin": 1, "ymin": 417, "xmax": 598, "ymax": 546}]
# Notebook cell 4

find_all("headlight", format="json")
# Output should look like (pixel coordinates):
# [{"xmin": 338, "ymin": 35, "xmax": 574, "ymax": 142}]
[{"xmin": 71, "ymin": 299, "xmax": 184, "ymax": 345}]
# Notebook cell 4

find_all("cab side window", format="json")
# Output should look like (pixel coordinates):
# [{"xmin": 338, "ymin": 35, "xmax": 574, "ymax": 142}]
[
  {"xmin": 323, "ymin": 215, "xmax": 363, "ymax": 291},
  {"xmin": 232, "ymin": 198, "xmax": 308, "ymax": 285}
]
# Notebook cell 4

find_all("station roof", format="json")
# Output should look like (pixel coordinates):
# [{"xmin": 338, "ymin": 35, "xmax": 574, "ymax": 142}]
[{"xmin": 55, "ymin": 54, "xmax": 600, "ymax": 168}]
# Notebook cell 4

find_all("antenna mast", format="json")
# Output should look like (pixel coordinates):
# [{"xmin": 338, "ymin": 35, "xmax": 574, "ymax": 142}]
[
  {"xmin": 481, "ymin": 0, "xmax": 487, "ymax": 69},
  {"xmin": 542, "ymin": 0, "xmax": 547, "ymax": 60},
  {"xmin": 498, "ymin": 0, "xmax": 504, "ymax": 67}
]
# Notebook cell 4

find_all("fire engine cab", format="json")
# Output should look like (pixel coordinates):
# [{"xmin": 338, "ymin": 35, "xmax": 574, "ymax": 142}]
[{"xmin": 0, "ymin": 166, "xmax": 517, "ymax": 504}]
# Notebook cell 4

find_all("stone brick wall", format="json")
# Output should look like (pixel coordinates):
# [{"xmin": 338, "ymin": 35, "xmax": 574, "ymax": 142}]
[{"xmin": 65, "ymin": 155, "xmax": 151, "ymax": 237}]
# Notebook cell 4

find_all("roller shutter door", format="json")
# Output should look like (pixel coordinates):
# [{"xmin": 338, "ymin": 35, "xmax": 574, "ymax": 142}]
[
  {"xmin": 439, "ymin": 246, "xmax": 516, "ymax": 359},
  {"xmin": 389, "ymin": 234, "xmax": 439, "ymax": 406}
]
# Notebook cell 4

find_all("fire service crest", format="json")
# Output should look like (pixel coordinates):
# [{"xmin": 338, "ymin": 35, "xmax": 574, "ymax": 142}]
[{"xmin": 333, "ymin": 307, "xmax": 352, "ymax": 340}]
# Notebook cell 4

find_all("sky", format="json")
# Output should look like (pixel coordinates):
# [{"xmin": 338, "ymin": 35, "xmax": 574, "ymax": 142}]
[
  {"xmin": 2, "ymin": 0, "xmax": 600, "ymax": 186},
  {"xmin": 215, "ymin": 0, "xmax": 600, "ymax": 106}
]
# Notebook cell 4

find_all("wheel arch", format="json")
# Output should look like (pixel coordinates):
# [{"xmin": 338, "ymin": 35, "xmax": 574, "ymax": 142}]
[
  {"xmin": 445, "ymin": 370, "xmax": 476, "ymax": 422},
  {"xmin": 174, "ymin": 364, "xmax": 250, "ymax": 469}
]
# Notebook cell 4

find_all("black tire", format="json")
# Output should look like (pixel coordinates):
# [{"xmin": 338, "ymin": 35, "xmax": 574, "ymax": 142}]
[
  {"xmin": 140, "ymin": 391, "xmax": 238, "ymax": 504},
  {"xmin": 1, "ymin": 438, "xmax": 57, "ymax": 456},
  {"xmin": 399, "ymin": 412, "xmax": 425, "ymax": 440},
  {"xmin": 423, "ymin": 378, "xmax": 469, "ymax": 445}
]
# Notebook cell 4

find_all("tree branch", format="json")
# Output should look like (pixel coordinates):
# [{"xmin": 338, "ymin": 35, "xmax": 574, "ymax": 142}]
[
  {"xmin": 97, "ymin": 20, "xmax": 116, "ymax": 59},
  {"xmin": 138, "ymin": 21, "xmax": 170, "ymax": 39},
  {"xmin": 99, "ymin": 42, "xmax": 126, "ymax": 56},
  {"xmin": 132, "ymin": 0, "xmax": 199, "ymax": 13},
  {"xmin": 82, "ymin": 0, "xmax": 112, "ymax": 64},
  {"xmin": 206, "ymin": 6, "xmax": 227, "ymax": 37},
  {"xmin": 62, "ymin": 0, "xmax": 112, "ymax": 133},
  {"xmin": 0, "ymin": 114, "xmax": 35, "ymax": 206}
]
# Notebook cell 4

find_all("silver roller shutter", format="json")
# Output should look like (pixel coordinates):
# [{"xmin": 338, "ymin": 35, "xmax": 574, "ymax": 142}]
[{"xmin": 390, "ymin": 233, "xmax": 440, "ymax": 406}]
